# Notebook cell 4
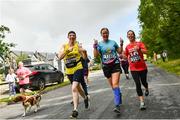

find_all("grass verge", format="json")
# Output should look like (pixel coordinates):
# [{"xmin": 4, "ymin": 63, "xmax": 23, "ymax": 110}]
[
  {"xmin": 154, "ymin": 59, "xmax": 180, "ymax": 76},
  {"xmin": 0, "ymin": 80, "xmax": 70, "ymax": 104}
]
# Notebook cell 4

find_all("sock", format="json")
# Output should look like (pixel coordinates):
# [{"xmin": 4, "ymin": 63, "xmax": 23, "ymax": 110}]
[{"xmin": 113, "ymin": 87, "xmax": 122, "ymax": 106}]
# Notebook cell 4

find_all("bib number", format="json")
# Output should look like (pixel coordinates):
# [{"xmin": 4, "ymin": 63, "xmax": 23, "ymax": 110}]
[
  {"xmin": 130, "ymin": 51, "xmax": 141, "ymax": 63},
  {"xmin": 103, "ymin": 54, "xmax": 116, "ymax": 65},
  {"xmin": 65, "ymin": 57, "xmax": 77, "ymax": 68}
]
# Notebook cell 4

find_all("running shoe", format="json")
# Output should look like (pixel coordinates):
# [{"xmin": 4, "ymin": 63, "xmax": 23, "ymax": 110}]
[
  {"xmin": 70, "ymin": 110, "xmax": 78, "ymax": 118},
  {"xmin": 145, "ymin": 89, "xmax": 149, "ymax": 96},
  {"xmin": 113, "ymin": 105, "xmax": 121, "ymax": 114},
  {"xmin": 84, "ymin": 96, "xmax": 90, "ymax": 109},
  {"xmin": 140, "ymin": 101, "xmax": 146, "ymax": 110},
  {"xmin": 126, "ymin": 75, "xmax": 129, "ymax": 79}
]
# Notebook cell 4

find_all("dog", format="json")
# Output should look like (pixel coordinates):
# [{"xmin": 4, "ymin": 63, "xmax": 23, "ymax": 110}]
[{"xmin": 13, "ymin": 93, "xmax": 42, "ymax": 117}]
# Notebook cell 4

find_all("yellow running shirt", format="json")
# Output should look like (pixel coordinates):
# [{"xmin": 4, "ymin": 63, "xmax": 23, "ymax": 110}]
[{"xmin": 64, "ymin": 42, "xmax": 83, "ymax": 75}]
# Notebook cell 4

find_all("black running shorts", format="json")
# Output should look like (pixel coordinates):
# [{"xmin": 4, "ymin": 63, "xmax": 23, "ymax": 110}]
[{"xmin": 102, "ymin": 63, "xmax": 122, "ymax": 78}]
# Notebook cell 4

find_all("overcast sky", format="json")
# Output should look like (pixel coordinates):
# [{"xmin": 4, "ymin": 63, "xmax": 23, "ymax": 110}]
[{"xmin": 0, "ymin": 0, "xmax": 140, "ymax": 57}]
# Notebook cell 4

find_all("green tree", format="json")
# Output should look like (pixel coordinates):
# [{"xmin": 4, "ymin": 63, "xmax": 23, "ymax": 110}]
[
  {"xmin": 16, "ymin": 53, "xmax": 29, "ymax": 64},
  {"xmin": 138, "ymin": 0, "xmax": 180, "ymax": 58},
  {"xmin": 0, "ymin": 25, "xmax": 15, "ymax": 61}
]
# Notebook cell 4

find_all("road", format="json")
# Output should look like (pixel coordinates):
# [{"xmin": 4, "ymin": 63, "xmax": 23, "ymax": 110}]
[{"xmin": 0, "ymin": 62, "xmax": 180, "ymax": 119}]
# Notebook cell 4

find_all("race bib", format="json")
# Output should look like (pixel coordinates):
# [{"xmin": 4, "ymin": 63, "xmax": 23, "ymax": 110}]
[
  {"xmin": 103, "ymin": 53, "xmax": 116, "ymax": 65},
  {"xmin": 130, "ymin": 51, "xmax": 141, "ymax": 63},
  {"xmin": 65, "ymin": 57, "xmax": 77, "ymax": 68}
]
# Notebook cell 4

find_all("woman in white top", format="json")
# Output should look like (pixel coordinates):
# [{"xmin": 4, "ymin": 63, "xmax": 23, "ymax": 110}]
[{"xmin": 5, "ymin": 68, "xmax": 17, "ymax": 97}]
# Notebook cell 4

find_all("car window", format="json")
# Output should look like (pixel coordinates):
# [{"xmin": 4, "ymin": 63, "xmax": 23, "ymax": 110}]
[
  {"xmin": 47, "ymin": 65, "xmax": 55, "ymax": 71},
  {"xmin": 34, "ymin": 66, "xmax": 40, "ymax": 70},
  {"xmin": 40, "ymin": 65, "xmax": 47, "ymax": 70},
  {"xmin": 25, "ymin": 65, "xmax": 34, "ymax": 71}
]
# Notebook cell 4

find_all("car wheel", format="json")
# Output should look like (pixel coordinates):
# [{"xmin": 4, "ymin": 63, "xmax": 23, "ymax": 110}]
[
  {"xmin": 58, "ymin": 75, "xmax": 64, "ymax": 84},
  {"xmin": 38, "ymin": 79, "xmax": 45, "ymax": 90}
]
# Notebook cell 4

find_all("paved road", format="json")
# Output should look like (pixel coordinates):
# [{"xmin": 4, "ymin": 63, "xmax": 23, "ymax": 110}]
[{"xmin": 0, "ymin": 63, "xmax": 180, "ymax": 119}]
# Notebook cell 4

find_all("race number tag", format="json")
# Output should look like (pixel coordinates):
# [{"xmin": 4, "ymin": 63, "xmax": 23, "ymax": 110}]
[
  {"xmin": 65, "ymin": 57, "xmax": 77, "ymax": 68},
  {"xmin": 66, "ymin": 57, "xmax": 76, "ymax": 64},
  {"xmin": 103, "ymin": 53, "xmax": 116, "ymax": 65},
  {"xmin": 130, "ymin": 51, "xmax": 141, "ymax": 63}
]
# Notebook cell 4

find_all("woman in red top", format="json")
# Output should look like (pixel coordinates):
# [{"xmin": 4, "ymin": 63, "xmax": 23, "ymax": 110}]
[{"xmin": 125, "ymin": 30, "xmax": 149, "ymax": 110}]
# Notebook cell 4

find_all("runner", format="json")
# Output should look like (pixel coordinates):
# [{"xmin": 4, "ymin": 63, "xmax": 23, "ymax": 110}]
[
  {"xmin": 153, "ymin": 51, "xmax": 157, "ymax": 62},
  {"xmin": 58, "ymin": 31, "xmax": 89, "ymax": 118},
  {"xmin": 93, "ymin": 28, "xmax": 123, "ymax": 114},
  {"xmin": 125, "ymin": 30, "xmax": 149, "ymax": 110},
  {"xmin": 81, "ymin": 50, "xmax": 90, "ymax": 88},
  {"xmin": 119, "ymin": 51, "xmax": 129, "ymax": 79}
]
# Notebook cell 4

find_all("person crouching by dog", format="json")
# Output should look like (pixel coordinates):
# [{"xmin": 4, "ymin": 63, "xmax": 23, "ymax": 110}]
[
  {"xmin": 16, "ymin": 61, "xmax": 32, "ymax": 93},
  {"xmin": 5, "ymin": 68, "xmax": 17, "ymax": 99}
]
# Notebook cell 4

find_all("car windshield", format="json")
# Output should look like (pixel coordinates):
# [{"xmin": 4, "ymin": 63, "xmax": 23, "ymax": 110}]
[{"xmin": 25, "ymin": 65, "xmax": 35, "ymax": 71}]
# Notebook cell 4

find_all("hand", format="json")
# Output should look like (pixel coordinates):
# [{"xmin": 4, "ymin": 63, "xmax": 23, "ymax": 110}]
[
  {"xmin": 93, "ymin": 39, "xmax": 98, "ymax": 49},
  {"xmin": 134, "ymin": 45, "xmax": 140, "ymax": 51},
  {"xmin": 120, "ymin": 37, "xmax": 123, "ymax": 46},
  {"xmin": 68, "ymin": 46, "xmax": 73, "ymax": 52},
  {"xmin": 78, "ymin": 43, "xmax": 82, "ymax": 48},
  {"xmin": 94, "ymin": 39, "xmax": 98, "ymax": 44}
]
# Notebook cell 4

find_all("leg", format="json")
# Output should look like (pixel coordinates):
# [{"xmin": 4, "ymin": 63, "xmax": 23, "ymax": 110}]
[
  {"xmin": 9, "ymin": 83, "xmax": 13, "ymax": 97},
  {"xmin": 122, "ymin": 64, "xmax": 129, "ymax": 79},
  {"xmin": 12, "ymin": 84, "xmax": 16, "ymax": 96},
  {"xmin": 24, "ymin": 84, "xmax": 32, "ymax": 93},
  {"xmin": 34, "ymin": 104, "xmax": 38, "ymax": 113},
  {"xmin": 140, "ymin": 70, "xmax": 149, "ymax": 96},
  {"xmin": 131, "ymin": 71, "xmax": 144, "ymax": 101},
  {"xmin": 122, "ymin": 65, "xmax": 126, "ymax": 74},
  {"xmin": 77, "ymin": 84, "xmax": 86, "ymax": 99},
  {"xmin": 111, "ymin": 72, "xmax": 122, "ymax": 105},
  {"xmin": 124, "ymin": 63, "xmax": 129, "ymax": 74},
  {"xmin": 84, "ymin": 68, "xmax": 89, "ymax": 85},
  {"xmin": 20, "ymin": 88, "xmax": 25, "ymax": 94},
  {"xmin": 131, "ymin": 71, "xmax": 146, "ymax": 110},
  {"xmin": 111, "ymin": 63, "xmax": 122, "ymax": 113},
  {"xmin": 80, "ymin": 78, "xmax": 88, "ymax": 96},
  {"xmin": 72, "ymin": 81, "xmax": 80, "ymax": 110},
  {"xmin": 22, "ymin": 107, "xmax": 27, "ymax": 117},
  {"xmin": 140, "ymin": 70, "xmax": 148, "ymax": 89}
]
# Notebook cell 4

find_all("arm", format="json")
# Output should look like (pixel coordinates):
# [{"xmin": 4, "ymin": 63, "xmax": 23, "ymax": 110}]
[
  {"xmin": 124, "ymin": 47, "xmax": 129, "ymax": 59},
  {"xmin": 5, "ymin": 75, "xmax": 9, "ymax": 82},
  {"xmin": 94, "ymin": 48, "xmax": 100, "ymax": 58},
  {"xmin": 25, "ymin": 68, "xmax": 32, "ymax": 77},
  {"xmin": 93, "ymin": 39, "xmax": 100, "ymax": 58},
  {"xmin": 140, "ymin": 42, "xmax": 148, "ymax": 54},
  {"xmin": 117, "ymin": 38, "xmax": 123, "ymax": 54},
  {"xmin": 58, "ymin": 44, "xmax": 69, "ymax": 60},
  {"xmin": 117, "ymin": 46, "xmax": 123, "ymax": 54},
  {"xmin": 79, "ymin": 47, "xmax": 87, "ymax": 59}
]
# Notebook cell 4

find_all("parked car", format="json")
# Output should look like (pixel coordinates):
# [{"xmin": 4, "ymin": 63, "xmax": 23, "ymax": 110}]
[{"xmin": 16, "ymin": 63, "xmax": 64, "ymax": 91}]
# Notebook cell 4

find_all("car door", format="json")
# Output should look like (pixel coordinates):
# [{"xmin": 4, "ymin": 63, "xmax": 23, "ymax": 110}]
[
  {"xmin": 39, "ymin": 64, "xmax": 52, "ymax": 84},
  {"xmin": 46, "ymin": 64, "xmax": 58, "ymax": 83}
]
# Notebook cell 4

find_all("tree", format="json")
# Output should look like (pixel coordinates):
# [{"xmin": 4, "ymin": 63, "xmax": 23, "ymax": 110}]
[
  {"xmin": 138, "ymin": 0, "xmax": 180, "ymax": 58},
  {"xmin": 16, "ymin": 53, "xmax": 29, "ymax": 64},
  {"xmin": 0, "ymin": 25, "xmax": 15, "ymax": 62}
]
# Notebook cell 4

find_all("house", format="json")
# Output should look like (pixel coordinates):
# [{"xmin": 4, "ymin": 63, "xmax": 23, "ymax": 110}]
[{"xmin": 10, "ymin": 51, "xmax": 64, "ymax": 72}]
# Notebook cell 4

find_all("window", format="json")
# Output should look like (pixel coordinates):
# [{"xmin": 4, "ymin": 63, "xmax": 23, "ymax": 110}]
[{"xmin": 47, "ymin": 65, "xmax": 55, "ymax": 70}]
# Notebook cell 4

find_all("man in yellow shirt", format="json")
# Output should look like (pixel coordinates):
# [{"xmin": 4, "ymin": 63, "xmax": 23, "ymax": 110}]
[{"xmin": 59, "ymin": 31, "xmax": 89, "ymax": 118}]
